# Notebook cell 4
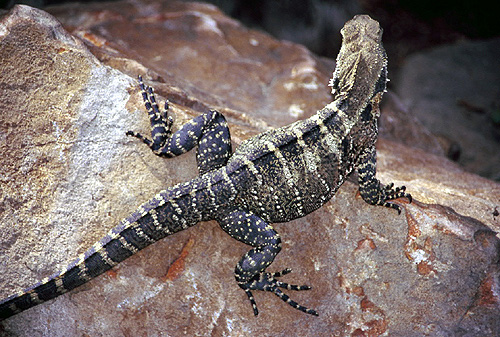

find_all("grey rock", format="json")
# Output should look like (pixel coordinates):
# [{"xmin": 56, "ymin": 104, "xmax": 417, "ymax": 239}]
[{"xmin": 396, "ymin": 37, "xmax": 500, "ymax": 180}]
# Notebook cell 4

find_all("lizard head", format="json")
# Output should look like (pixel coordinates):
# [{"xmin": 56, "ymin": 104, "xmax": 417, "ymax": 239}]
[{"xmin": 329, "ymin": 15, "xmax": 387, "ymax": 105}]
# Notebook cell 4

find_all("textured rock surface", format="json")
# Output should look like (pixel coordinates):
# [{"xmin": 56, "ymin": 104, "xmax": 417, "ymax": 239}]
[{"xmin": 1, "ymin": 2, "xmax": 499, "ymax": 336}]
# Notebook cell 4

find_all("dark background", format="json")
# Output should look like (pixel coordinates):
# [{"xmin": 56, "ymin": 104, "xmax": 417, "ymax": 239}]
[
  {"xmin": 2, "ymin": 0, "xmax": 499, "ymax": 62},
  {"xmin": 2, "ymin": 0, "xmax": 499, "ymax": 180}
]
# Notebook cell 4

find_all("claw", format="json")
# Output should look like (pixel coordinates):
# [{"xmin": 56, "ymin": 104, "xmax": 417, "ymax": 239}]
[
  {"xmin": 127, "ymin": 76, "xmax": 173, "ymax": 151},
  {"xmin": 273, "ymin": 288, "xmax": 318, "ymax": 316},
  {"xmin": 243, "ymin": 288, "xmax": 259, "ymax": 316},
  {"xmin": 380, "ymin": 183, "xmax": 412, "ymax": 213},
  {"xmin": 269, "ymin": 268, "xmax": 292, "ymax": 278},
  {"xmin": 238, "ymin": 269, "xmax": 318, "ymax": 316}
]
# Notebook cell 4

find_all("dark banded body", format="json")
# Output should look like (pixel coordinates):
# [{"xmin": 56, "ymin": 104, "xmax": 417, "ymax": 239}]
[
  {"xmin": 230, "ymin": 102, "xmax": 359, "ymax": 223},
  {"xmin": 0, "ymin": 15, "xmax": 411, "ymax": 320}
]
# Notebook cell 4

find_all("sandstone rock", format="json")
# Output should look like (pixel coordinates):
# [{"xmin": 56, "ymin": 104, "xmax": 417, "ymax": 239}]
[{"xmin": 1, "ymin": 2, "xmax": 499, "ymax": 336}]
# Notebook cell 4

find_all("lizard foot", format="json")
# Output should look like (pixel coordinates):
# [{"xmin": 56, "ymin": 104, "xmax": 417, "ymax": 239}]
[
  {"xmin": 380, "ymin": 183, "xmax": 412, "ymax": 214},
  {"xmin": 126, "ymin": 76, "xmax": 174, "ymax": 151},
  {"xmin": 238, "ymin": 268, "xmax": 318, "ymax": 316}
]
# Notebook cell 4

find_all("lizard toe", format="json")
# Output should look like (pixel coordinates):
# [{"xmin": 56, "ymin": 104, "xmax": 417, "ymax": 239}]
[{"xmin": 238, "ymin": 269, "xmax": 318, "ymax": 316}]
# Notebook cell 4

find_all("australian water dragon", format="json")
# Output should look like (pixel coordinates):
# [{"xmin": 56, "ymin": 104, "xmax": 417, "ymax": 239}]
[{"xmin": 0, "ymin": 14, "xmax": 411, "ymax": 320}]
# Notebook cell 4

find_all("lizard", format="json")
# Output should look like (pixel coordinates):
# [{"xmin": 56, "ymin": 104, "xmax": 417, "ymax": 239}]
[{"xmin": 0, "ymin": 14, "xmax": 411, "ymax": 320}]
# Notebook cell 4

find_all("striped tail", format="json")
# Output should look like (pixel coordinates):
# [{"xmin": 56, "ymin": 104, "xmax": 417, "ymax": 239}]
[{"xmin": 0, "ymin": 174, "xmax": 217, "ymax": 320}]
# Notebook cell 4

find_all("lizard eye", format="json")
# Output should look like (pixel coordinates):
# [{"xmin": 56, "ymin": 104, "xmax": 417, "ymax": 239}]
[{"xmin": 328, "ymin": 76, "xmax": 339, "ymax": 94}]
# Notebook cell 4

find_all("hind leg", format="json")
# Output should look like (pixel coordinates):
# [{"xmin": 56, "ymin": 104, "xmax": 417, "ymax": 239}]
[{"xmin": 219, "ymin": 210, "xmax": 318, "ymax": 316}]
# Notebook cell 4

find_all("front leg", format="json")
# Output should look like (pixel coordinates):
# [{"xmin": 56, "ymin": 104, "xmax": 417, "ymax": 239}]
[
  {"xmin": 127, "ymin": 76, "xmax": 232, "ymax": 174},
  {"xmin": 357, "ymin": 144, "xmax": 412, "ymax": 213}
]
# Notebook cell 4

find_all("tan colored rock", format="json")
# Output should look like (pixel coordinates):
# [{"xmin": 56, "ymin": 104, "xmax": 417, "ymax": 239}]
[{"xmin": 1, "ymin": 2, "xmax": 499, "ymax": 336}]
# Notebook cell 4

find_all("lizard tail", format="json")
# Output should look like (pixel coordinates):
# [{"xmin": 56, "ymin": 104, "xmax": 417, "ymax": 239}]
[{"xmin": 0, "ymin": 174, "xmax": 218, "ymax": 320}]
